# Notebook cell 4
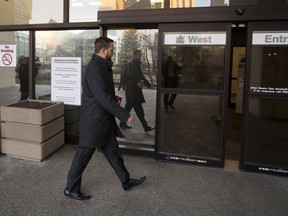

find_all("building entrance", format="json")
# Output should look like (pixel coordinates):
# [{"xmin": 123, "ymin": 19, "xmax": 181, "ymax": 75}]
[
  {"xmin": 156, "ymin": 23, "xmax": 231, "ymax": 168},
  {"xmin": 240, "ymin": 22, "xmax": 288, "ymax": 176},
  {"xmin": 225, "ymin": 25, "xmax": 246, "ymax": 165}
]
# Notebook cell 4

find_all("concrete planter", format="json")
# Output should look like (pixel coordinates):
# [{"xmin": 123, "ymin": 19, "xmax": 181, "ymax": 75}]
[
  {"xmin": 0, "ymin": 111, "xmax": 1, "ymax": 153},
  {"xmin": 0, "ymin": 100, "xmax": 64, "ymax": 125},
  {"xmin": 0, "ymin": 100, "xmax": 65, "ymax": 161},
  {"xmin": 1, "ymin": 117, "xmax": 64, "ymax": 142},
  {"xmin": 1, "ymin": 132, "xmax": 64, "ymax": 161},
  {"xmin": 38, "ymin": 95, "xmax": 81, "ymax": 136},
  {"xmin": 64, "ymin": 105, "xmax": 80, "ymax": 135}
]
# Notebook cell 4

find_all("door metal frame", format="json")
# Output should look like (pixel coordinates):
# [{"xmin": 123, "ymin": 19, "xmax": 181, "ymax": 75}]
[
  {"xmin": 240, "ymin": 21, "xmax": 288, "ymax": 176},
  {"xmin": 155, "ymin": 23, "xmax": 232, "ymax": 168},
  {"xmin": 97, "ymin": 6, "xmax": 288, "ymax": 171}
]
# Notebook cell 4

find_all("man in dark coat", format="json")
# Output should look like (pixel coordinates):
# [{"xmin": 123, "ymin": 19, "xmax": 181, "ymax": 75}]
[
  {"xmin": 119, "ymin": 50, "xmax": 155, "ymax": 132},
  {"xmin": 16, "ymin": 56, "xmax": 29, "ymax": 100},
  {"xmin": 118, "ymin": 60, "xmax": 127, "ymax": 90},
  {"xmin": 64, "ymin": 37, "xmax": 146, "ymax": 201},
  {"xmin": 16, "ymin": 56, "xmax": 40, "ymax": 101},
  {"xmin": 162, "ymin": 56, "xmax": 181, "ymax": 111}
]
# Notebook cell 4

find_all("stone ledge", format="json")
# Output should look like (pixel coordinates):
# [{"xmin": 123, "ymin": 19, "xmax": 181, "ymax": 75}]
[
  {"xmin": 1, "ymin": 131, "xmax": 65, "ymax": 161},
  {"xmin": 0, "ymin": 100, "xmax": 64, "ymax": 125},
  {"xmin": 1, "ymin": 116, "xmax": 64, "ymax": 142}
]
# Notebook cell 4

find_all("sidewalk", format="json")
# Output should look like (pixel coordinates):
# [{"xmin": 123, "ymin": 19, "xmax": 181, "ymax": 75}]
[{"xmin": 0, "ymin": 144, "xmax": 287, "ymax": 216}]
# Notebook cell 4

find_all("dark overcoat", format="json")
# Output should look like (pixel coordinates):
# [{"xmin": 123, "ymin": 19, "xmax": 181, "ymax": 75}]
[
  {"xmin": 162, "ymin": 60, "xmax": 181, "ymax": 88},
  {"xmin": 79, "ymin": 54, "xmax": 130, "ymax": 148},
  {"xmin": 125, "ymin": 59, "xmax": 151, "ymax": 104}
]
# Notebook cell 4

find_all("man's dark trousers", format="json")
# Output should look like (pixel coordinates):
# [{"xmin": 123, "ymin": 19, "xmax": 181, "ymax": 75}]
[
  {"xmin": 67, "ymin": 135, "xmax": 130, "ymax": 193},
  {"xmin": 124, "ymin": 100, "xmax": 148, "ymax": 129}
]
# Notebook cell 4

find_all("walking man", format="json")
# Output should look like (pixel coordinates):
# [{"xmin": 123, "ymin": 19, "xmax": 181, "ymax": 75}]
[
  {"xmin": 119, "ymin": 50, "xmax": 155, "ymax": 132},
  {"xmin": 64, "ymin": 37, "xmax": 146, "ymax": 201}
]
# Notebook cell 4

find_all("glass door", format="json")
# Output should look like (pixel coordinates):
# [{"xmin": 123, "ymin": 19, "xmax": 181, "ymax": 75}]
[
  {"xmin": 106, "ymin": 28, "xmax": 158, "ymax": 155},
  {"xmin": 240, "ymin": 22, "xmax": 288, "ymax": 176},
  {"xmin": 156, "ymin": 23, "xmax": 231, "ymax": 167}
]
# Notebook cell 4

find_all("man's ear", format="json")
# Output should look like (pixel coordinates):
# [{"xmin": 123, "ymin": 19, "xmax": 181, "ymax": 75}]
[{"xmin": 98, "ymin": 48, "xmax": 106, "ymax": 58}]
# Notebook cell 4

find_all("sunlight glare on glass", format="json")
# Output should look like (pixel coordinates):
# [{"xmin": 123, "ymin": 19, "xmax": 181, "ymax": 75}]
[{"xmin": 71, "ymin": 0, "xmax": 102, "ymax": 7}]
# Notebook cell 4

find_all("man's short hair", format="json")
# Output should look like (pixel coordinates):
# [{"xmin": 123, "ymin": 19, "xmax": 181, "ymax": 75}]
[
  {"xmin": 94, "ymin": 37, "xmax": 114, "ymax": 53},
  {"xmin": 133, "ymin": 50, "xmax": 141, "ymax": 56}
]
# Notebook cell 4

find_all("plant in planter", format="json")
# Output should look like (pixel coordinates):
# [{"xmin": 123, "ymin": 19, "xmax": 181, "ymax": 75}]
[{"xmin": 0, "ymin": 100, "xmax": 64, "ymax": 161}]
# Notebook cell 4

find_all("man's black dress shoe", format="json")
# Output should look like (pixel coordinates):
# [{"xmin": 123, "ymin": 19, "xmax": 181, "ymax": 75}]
[
  {"xmin": 122, "ymin": 176, "xmax": 146, "ymax": 190},
  {"xmin": 64, "ymin": 188, "xmax": 92, "ymax": 200},
  {"xmin": 144, "ymin": 126, "xmax": 155, "ymax": 133}
]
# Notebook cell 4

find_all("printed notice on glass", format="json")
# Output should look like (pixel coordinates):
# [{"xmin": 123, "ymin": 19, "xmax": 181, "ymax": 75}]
[
  {"xmin": 51, "ymin": 57, "xmax": 81, "ymax": 105},
  {"xmin": 250, "ymin": 86, "xmax": 288, "ymax": 94}
]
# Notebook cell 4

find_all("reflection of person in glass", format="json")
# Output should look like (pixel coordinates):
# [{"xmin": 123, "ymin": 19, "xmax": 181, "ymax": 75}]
[
  {"xmin": 15, "ymin": 56, "xmax": 40, "ymax": 101},
  {"xmin": 211, "ymin": 75, "xmax": 224, "ymax": 125},
  {"xmin": 162, "ymin": 56, "xmax": 181, "ymax": 112},
  {"xmin": 119, "ymin": 50, "xmax": 155, "ymax": 132},
  {"xmin": 118, "ymin": 60, "xmax": 127, "ymax": 90},
  {"xmin": 16, "ymin": 56, "xmax": 29, "ymax": 100}
]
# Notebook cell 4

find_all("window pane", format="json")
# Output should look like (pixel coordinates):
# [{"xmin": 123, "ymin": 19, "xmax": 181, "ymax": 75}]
[
  {"xmin": 0, "ymin": 31, "xmax": 29, "ymax": 105},
  {"xmin": 35, "ymin": 30, "xmax": 99, "ymax": 136},
  {"xmin": 118, "ymin": 0, "xmax": 164, "ymax": 9},
  {"xmin": 0, "ymin": 0, "xmax": 63, "ymax": 25},
  {"xmin": 69, "ymin": 0, "xmax": 98, "ymax": 22},
  {"xmin": 162, "ymin": 45, "xmax": 225, "ymax": 90},
  {"xmin": 170, "ymin": 0, "xmax": 288, "ymax": 8},
  {"xmin": 250, "ymin": 45, "xmax": 288, "ymax": 95},
  {"xmin": 69, "ymin": 0, "xmax": 164, "ymax": 22},
  {"xmin": 159, "ymin": 94, "xmax": 223, "ymax": 159},
  {"xmin": 246, "ymin": 99, "xmax": 288, "ymax": 168},
  {"xmin": 108, "ymin": 29, "xmax": 158, "ymax": 144},
  {"xmin": 35, "ymin": 30, "xmax": 99, "ymax": 99}
]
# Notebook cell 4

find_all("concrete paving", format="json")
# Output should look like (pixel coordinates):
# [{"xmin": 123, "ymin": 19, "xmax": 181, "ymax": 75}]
[{"xmin": 0, "ymin": 144, "xmax": 287, "ymax": 216}]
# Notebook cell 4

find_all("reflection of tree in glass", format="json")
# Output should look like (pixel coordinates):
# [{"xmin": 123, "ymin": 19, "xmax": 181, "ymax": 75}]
[
  {"xmin": 164, "ymin": 46, "xmax": 225, "ymax": 89},
  {"xmin": 35, "ymin": 30, "xmax": 99, "ymax": 84},
  {"xmin": 118, "ymin": 30, "xmax": 141, "ymax": 63},
  {"xmin": 140, "ymin": 32, "xmax": 157, "ymax": 85},
  {"xmin": 117, "ymin": 30, "xmax": 157, "ymax": 85}
]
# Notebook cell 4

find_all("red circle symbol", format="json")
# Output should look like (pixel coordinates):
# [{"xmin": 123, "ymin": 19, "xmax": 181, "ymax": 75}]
[{"xmin": 2, "ymin": 53, "xmax": 13, "ymax": 66}]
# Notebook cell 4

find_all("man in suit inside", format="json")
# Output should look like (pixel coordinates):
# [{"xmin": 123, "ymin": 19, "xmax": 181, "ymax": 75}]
[
  {"xmin": 64, "ymin": 37, "xmax": 146, "ymax": 201},
  {"xmin": 119, "ymin": 50, "xmax": 155, "ymax": 132}
]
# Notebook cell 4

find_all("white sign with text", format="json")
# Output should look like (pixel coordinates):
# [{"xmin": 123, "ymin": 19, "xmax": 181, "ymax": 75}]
[
  {"xmin": 0, "ymin": 45, "xmax": 17, "ymax": 67},
  {"xmin": 252, "ymin": 32, "xmax": 288, "ymax": 45},
  {"xmin": 51, "ymin": 57, "xmax": 81, "ymax": 105},
  {"xmin": 164, "ymin": 32, "xmax": 226, "ymax": 45}
]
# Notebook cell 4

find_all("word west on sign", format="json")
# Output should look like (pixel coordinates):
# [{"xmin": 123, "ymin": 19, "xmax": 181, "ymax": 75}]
[
  {"xmin": 0, "ymin": 45, "xmax": 17, "ymax": 67},
  {"xmin": 164, "ymin": 32, "xmax": 226, "ymax": 45}
]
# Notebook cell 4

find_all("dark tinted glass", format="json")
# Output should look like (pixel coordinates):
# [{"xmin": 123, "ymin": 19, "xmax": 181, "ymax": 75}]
[
  {"xmin": 245, "ymin": 99, "xmax": 288, "ymax": 167},
  {"xmin": 159, "ymin": 94, "xmax": 223, "ymax": 159},
  {"xmin": 162, "ymin": 46, "xmax": 225, "ymax": 90},
  {"xmin": 250, "ymin": 46, "xmax": 288, "ymax": 94}
]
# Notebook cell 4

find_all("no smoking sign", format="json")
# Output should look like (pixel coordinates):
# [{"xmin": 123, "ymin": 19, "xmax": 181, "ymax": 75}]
[
  {"xmin": 0, "ymin": 45, "xmax": 17, "ymax": 67},
  {"xmin": 2, "ymin": 53, "xmax": 13, "ymax": 66}
]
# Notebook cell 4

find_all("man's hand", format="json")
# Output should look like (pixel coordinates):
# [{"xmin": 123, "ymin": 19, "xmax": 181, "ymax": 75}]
[
  {"xmin": 137, "ymin": 80, "xmax": 144, "ymax": 88},
  {"xmin": 127, "ymin": 115, "xmax": 135, "ymax": 125}
]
